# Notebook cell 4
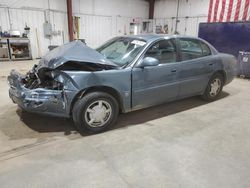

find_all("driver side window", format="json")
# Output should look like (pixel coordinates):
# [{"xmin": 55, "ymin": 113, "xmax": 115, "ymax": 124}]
[{"xmin": 145, "ymin": 39, "xmax": 177, "ymax": 64}]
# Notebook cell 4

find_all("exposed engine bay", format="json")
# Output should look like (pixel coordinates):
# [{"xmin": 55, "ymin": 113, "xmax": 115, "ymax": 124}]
[
  {"xmin": 22, "ymin": 65, "xmax": 64, "ymax": 90},
  {"xmin": 21, "ymin": 61, "xmax": 117, "ymax": 90}
]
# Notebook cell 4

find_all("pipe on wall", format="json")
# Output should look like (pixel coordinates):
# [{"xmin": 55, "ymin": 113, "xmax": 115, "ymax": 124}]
[
  {"xmin": 174, "ymin": 0, "xmax": 180, "ymax": 34},
  {"xmin": 66, "ymin": 0, "xmax": 73, "ymax": 41},
  {"xmin": 148, "ymin": 0, "xmax": 155, "ymax": 19}
]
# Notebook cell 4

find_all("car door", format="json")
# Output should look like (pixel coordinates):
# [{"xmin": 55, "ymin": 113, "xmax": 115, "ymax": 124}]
[
  {"xmin": 132, "ymin": 39, "xmax": 180, "ymax": 110},
  {"xmin": 177, "ymin": 38, "xmax": 214, "ymax": 98}
]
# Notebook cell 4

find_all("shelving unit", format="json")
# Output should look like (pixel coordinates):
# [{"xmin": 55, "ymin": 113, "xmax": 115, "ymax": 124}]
[
  {"xmin": 0, "ymin": 37, "xmax": 32, "ymax": 61},
  {"xmin": 0, "ymin": 38, "xmax": 10, "ymax": 61}
]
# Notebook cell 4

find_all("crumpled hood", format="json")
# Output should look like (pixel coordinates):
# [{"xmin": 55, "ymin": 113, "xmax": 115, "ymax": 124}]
[{"xmin": 37, "ymin": 40, "xmax": 118, "ymax": 69}]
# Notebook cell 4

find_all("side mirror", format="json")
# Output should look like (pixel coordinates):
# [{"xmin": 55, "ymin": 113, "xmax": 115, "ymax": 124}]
[{"xmin": 137, "ymin": 57, "xmax": 159, "ymax": 68}]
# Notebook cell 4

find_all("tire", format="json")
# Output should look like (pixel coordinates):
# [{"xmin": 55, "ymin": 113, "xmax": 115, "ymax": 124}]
[
  {"xmin": 202, "ymin": 73, "xmax": 224, "ymax": 102},
  {"xmin": 72, "ymin": 91, "xmax": 119, "ymax": 134}
]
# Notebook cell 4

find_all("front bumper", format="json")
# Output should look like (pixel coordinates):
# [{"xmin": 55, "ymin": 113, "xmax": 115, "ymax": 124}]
[{"xmin": 8, "ymin": 70, "xmax": 69, "ymax": 117}]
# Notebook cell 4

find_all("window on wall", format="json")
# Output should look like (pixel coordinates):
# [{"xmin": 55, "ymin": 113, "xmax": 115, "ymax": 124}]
[
  {"xmin": 179, "ymin": 38, "xmax": 211, "ymax": 61},
  {"xmin": 144, "ymin": 39, "xmax": 177, "ymax": 64}
]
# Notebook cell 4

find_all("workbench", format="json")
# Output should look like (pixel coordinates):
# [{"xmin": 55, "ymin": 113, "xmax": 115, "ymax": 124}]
[{"xmin": 0, "ymin": 37, "xmax": 32, "ymax": 61}]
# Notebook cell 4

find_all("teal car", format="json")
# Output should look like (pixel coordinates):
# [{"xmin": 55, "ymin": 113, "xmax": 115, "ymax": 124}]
[{"xmin": 8, "ymin": 34, "xmax": 237, "ymax": 133}]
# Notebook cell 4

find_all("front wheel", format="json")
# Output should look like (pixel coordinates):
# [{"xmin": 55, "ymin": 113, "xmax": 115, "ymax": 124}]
[
  {"xmin": 202, "ymin": 73, "xmax": 224, "ymax": 101},
  {"xmin": 72, "ymin": 92, "xmax": 119, "ymax": 134}
]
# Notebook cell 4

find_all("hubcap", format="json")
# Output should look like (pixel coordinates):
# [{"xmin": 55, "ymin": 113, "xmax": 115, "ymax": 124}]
[
  {"xmin": 84, "ymin": 100, "xmax": 112, "ymax": 127},
  {"xmin": 210, "ymin": 78, "xmax": 222, "ymax": 97}
]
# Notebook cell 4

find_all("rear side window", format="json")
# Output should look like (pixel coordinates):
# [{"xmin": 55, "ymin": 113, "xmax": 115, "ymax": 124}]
[
  {"xmin": 179, "ymin": 38, "xmax": 203, "ymax": 61},
  {"xmin": 200, "ymin": 42, "xmax": 211, "ymax": 56}
]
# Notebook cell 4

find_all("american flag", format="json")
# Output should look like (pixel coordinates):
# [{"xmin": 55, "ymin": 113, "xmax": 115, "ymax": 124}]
[{"xmin": 207, "ymin": 0, "xmax": 250, "ymax": 22}]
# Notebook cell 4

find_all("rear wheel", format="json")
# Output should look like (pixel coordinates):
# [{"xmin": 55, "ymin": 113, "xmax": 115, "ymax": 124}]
[
  {"xmin": 202, "ymin": 73, "xmax": 224, "ymax": 101},
  {"xmin": 72, "ymin": 92, "xmax": 119, "ymax": 134}
]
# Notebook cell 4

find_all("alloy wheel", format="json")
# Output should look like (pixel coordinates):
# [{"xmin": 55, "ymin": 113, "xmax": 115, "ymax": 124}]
[{"xmin": 84, "ymin": 100, "xmax": 112, "ymax": 127}]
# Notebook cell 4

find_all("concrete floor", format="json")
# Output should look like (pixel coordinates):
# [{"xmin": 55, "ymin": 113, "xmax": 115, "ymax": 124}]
[{"xmin": 0, "ymin": 60, "xmax": 250, "ymax": 188}]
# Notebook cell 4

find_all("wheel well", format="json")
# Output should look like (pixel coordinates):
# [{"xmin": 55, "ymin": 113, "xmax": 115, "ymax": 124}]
[
  {"xmin": 215, "ymin": 70, "xmax": 226, "ymax": 84},
  {"xmin": 70, "ymin": 86, "xmax": 123, "ymax": 116}
]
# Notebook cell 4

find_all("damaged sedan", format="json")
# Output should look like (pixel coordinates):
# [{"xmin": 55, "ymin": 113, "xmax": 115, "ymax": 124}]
[{"xmin": 8, "ymin": 35, "xmax": 236, "ymax": 133}]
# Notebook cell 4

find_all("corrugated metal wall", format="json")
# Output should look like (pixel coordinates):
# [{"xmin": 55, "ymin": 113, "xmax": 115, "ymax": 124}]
[
  {"xmin": 154, "ymin": 17, "xmax": 207, "ymax": 36},
  {"xmin": 76, "ymin": 14, "xmax": 113, "ymax": 48},
  {"xmin": 0, "ymin": 7, "xmax": 68, "ymax": 59},
  {"xmin": 0, "ymin": 8, "xmax": 10, "ymax": 31},
  {"xmin": 176, "ymin": 17, "xmax": 207, "ymax": 36},
  {"xmin": 154, "ymin": 18, "xmax": 174, "ymax": 33},
  {"xmin": 49, "ymin": 11, "xmax": 69, "ymax": 47},
  {"xmin": 1, "ymin": 8, "xmax": 147, "ymax": 58},
  {"xmin": 9, "ymin": 8, "xmax": 49, "ymax": 58},
  {"xmin": 0, "ymin": 0, "xmax": 149, "ymax": 59},
  {"xmin": 0, "ymin": 0, "xmax": 212, "ymax": 59},
  {"xmin": 1, "ymin": 10, "xmax": 206, "ymax": 59}
]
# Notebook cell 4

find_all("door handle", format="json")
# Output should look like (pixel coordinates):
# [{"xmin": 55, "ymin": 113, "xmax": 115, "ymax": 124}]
[
  {"xmin": 208, "ymin": 63, "xmax": 213, "ymax": 66},
  {"xmin": 171, "ymin": 69, "xmax": 177, "ymax": 73}
]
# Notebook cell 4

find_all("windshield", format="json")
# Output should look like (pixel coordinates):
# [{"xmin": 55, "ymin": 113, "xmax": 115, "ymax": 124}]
[{"xmin": 96, "ymin": 37, "xmax": 146, "ymax": 66}]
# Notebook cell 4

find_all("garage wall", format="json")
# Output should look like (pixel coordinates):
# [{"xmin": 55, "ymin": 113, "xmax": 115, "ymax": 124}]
[
  {"xmin": 1, "ymin": 0, "xmax": 210, "ymax": 56},
  {"xmin": 0, "ymin": 0, "xmax": 69, "ymax": 59},
  {"xmin": 0, "ymin": 0, "xmax": 67, "ymax": 11},
  {"xmin": 72, "ymin": 0, "xmax": 149, "ymax": 47},
  {"xmin": 3, "ymin": 8, "xmax": 68, "ymax": 58},
  {"xmin": 75, "ymin": 14, "xmax": 112, "ymax": 48},
  {"xmin": 9, "ymin": 8, "xmax": 50, "ymax": 59},
  {"xmin": 154, "ymin": 0, "xmax": 209, "ymax": 36},
  {"xmin": 0, "ymin": 7, "xmax": 68, "ymax": 59},
  {"xmin": 72, "ymin": 0, "xmax": 149, "ymax": 18},
  {"xmin": 0, "ymin": 0, "xmax": 149, "ymax": 58},
  {"xmin": 0, "ymin": 8, "xmax": 9, "ymax": 30}
]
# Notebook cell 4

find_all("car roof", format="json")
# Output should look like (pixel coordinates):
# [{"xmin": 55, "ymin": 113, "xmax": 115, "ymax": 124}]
[
  {"xmin": 119, "ymin": 34, "xmax": 217, "ymax": 53},
  {"xmin": 120, "ymin": 34, "xmax": 171, "ymax": 42},
  {"xmin": 119, "ymin": 34, "xmax": 203, "ymax": 42}
]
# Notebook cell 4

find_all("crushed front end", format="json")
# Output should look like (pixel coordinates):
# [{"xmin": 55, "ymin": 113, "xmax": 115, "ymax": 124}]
[
  {"xmin": 7, "ymin": 40, "xmax": 118, "ymax": 117},
  {"xmin": 8, "ymin": 66, "xmax": 75, "ymax": 117}
]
